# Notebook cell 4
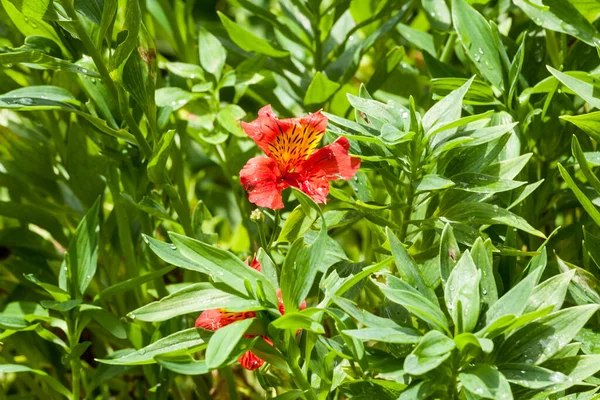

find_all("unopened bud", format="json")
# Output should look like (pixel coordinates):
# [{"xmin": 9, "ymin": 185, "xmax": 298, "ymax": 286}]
[{"xmin": 250, "ymin": 209, "xmax": 263, "ymax": 222}]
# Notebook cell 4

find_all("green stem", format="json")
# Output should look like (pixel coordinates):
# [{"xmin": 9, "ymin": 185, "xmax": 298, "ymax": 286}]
[
  {"xmin": 289, "ymin": 362, "xmax": 317, "ymax": 400},
  {"xmin": 310, "ymin": 7, "xmax": 322, "ymax": 71},
  {"xmin": 67, "ymin": 315, "xmax": 81, "ymax": 400},
  {"xmin": 440, "ymin": 34, "xmax": 456, "ymax": 64}
]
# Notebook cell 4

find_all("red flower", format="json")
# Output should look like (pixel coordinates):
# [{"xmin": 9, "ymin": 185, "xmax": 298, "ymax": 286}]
[
  {"xmin": 240, "ymin": 105, "xmax": 361, "ymax": 209},
  {"xmin": 194, "ymin": 257, "xmax": 306, "ymax": 370}
]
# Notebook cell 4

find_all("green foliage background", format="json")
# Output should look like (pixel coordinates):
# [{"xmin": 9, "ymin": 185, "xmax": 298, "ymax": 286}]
[{"xmin": 2, "ymin": 0, "xmax": 600, "ymax": 398}]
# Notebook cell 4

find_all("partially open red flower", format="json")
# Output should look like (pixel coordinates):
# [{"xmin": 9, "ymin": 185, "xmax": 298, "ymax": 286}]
[
  {"xmin": 240, "ymin": 105, "xmax": 361, "ymax": 209},
  {"xmin": 194, "ymin": 257, "xmax": 306, "ymax": 370}
]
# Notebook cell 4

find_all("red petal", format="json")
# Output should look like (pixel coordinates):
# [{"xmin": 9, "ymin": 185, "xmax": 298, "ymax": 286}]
[
  {"xmin": 241, "ymin": 106, "xmax": 328, "ymax": 172},
  {"xmin": 238, "ymin": 351, "xmax": 265, "ymax": 370},
  {"xmin": 285, "ymin": 170, "xmax": 330, "ymax": 204},
  {"xmin": 300, "ymin": 137, "xmax": 360, "ymax": 181},
  {"xmin": 241, "ymin": 105, "xmax": 282, "ymax": 156},
  {"xmin": 240, "ymin": 156, "xmax": 286, "ymax": 209},
  {"xmin": 195, "ymin": 309, "xmax": 255, "ymax": 331},
  {"xmin": 276, "ymin": 288, "xmax": 285, "ymax": 315},
  {"xmin": 249, "ymin": 256, "xmax": 262, "ymax": 272}
]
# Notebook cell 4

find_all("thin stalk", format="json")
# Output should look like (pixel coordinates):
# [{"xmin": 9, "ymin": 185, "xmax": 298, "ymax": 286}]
[
  {"xmin": 67, "ymin": 314, "xmax": 81, "ymax": 400},
  {"xmin": 399, "ymin": 141, "xmax": 420, "ymax": 242},
  {"xmin": 440, "ymin": 34, "xmax": 456, "ymax": 64},
  {"xmin": 311, "ymin": 14, "xmax": 323, "ymax": 71},
  {"xmin": 289, "ymin": 362, "xmax": 317, "ymax": 400},
  {"xmin": 268, "ymin": 209, "xmax": 281, "ymax": 246}
]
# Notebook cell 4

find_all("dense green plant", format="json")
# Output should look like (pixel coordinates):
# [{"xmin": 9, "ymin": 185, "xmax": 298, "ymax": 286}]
[{"xmin": 2, "ymin": 0, "xmax": 600, "ymax": 399}]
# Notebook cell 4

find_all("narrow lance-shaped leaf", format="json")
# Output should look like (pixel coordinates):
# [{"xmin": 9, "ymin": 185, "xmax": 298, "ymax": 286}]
[
  {"xmin": 198, "ymin": 27, "xmax": 227, "ymax": 80},
  {"xmin": 439, "ymin": 223, "xmax": 460, "ymax": 286},
  {"xmin": 128, "ymin": 283, "xmax": 262, "ymax": 322},
  {"xmin": 68, "ymin": 197, "xmax": 101, "ymax": 296},
  {"xmin": 280, "ymin": 189, "xmax": 327, "ymax": 313},
  {"xmin": 471, "ymin": 237, "xmax": 498, "ymax": 309},
  {"xmin": 452, "ymin": 0, "xmax": 504, "ymax": 90},
  {"xmin": 387, "ymin": 228, "xmax": 438, "ymax": 305},
  {"xmin": 147, "ymin": 129, "xmax": 175, "ymax": 184},
  {"xmin": 445, "ymin": 250, "xmax": 481, "ymax": 333}
]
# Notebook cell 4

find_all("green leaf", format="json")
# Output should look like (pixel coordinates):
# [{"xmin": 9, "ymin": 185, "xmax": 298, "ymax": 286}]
[
  {"xmin": 167, "ymin": 232, "xmax": 277, "ymax": 302},
  {"xmin": 280, "ymin": 189, "xmax": 327, "ymax": 313},
  {"xmin": 562, "ymin": 112, "xmax": 600, "ymax": 142},
  {"xmin": 558, "ymin": 163, "xmax": 600, "ymax": 226},
  {"xmin": 1, "ymin": 0, "xmax": 71, "ymax": 57},
  {"xmin": 0, "ymin": 85, "xmax": 79, "ymax": 109},
  {"xmin": 304, "ymin": 72, "xmax": 341, "ymax": 105},
  {"xmin": 155, "ymin": 87, "xmax": 200, "ymax": 109},
  {"xmin": 40, "ymin": 299, "xmax": 82, "ymax": 312},
  {"xmin": 278, "ymin": 205, "xmax": 317, "ymax": 243},
  {"xmin": 198, "ymin": 27, "xmax": 226, "ymax": 80},
  {"xmin": 452, "ymin": 0, "xmax": 504, "ymax": 90},
  {"xmin": 415, "ymin": 174, "xmax": 455, "ymax": 193},
  {"xmin": 439, "ymin": 223, "xmax": 460, "ymax": 286},
  {"xmin": 271, "ymin": 311, "xmax": 325, "ymax": 334},
  {"xmin": 378, "ymin": 275, "xmax": 450, "ymax": 335},
  {"xmin": 205, "ymin": 318, "xmax": 254, "ymax": 370},
  {"xmin": 471, "ymin": 238, "xmax": 498, "ymax": 310},
  {"xmin": 0, "ymin": 301, "xmax": 49, "ymax": 330},
  {"xmin": 481, "ymin": 266, "xmax": 544, "ymax": 327},
  {"xmin": 452, "ymin": 173, "xmax": 525, "ymax": 194},
  {"xmin": 80, "ymin": 305, "xmax": 127, "ymax": 340},
  {"xmin": 441, "ymin": 202, "xmax": 546, "ymax": 238},
  {"xmin": 445, "ymin": 250, "xmax": 481, "ymax": 333},
  {"xmin": 542, "ymin": 355, "xmax": 600, "ymax": 382},
  {"xmin": 548, "ymin": 67, "xmax": 600, "ymax": 109},
  {"xmin": 0, "ymin": 364, "xmax": 72, "ymax": 398},
  {"xmin": 387, "ymin": 229, "xmax": 438, "ymax": 305},
  {"xmin": 499, "ymin": 363, "xmax": 568, "ymax": 389},
  {"xmin": 147, "ymin": 129, "xmax": 175, "ymax": 184},
  {"xmin": 109, "ymin": 0, "xmax": 141, "ymax": 77},
  {"xmin": 217, "ymin": 11, "xmax": 289, "ymax": 58},
  {"xmin": 513, "ymin": 0, "xmax": 600, "ymax": 46},
  {"xmin": 0, "ymin": 40, "xmax": 99, "ymax": 76},
  {"xmin": 23, "ymin": 273, "xmax": 70, "ymax": 302},
  {"xmin": 454, "ymin": 332, "xmax": 494, "ymax": 355},
  {"xmin": 497, "ymin": 305, "xmax": 599, "ymax": 364},
  {"xmin": 423, "ymin": 77, "xmax": 473, "ymax": 135},
  {"xmin": 67, "ymin": 197, "xmax": 101, "ymax": 296},
  {"xmin": 166, "ymin": 62, "xmax": 205, "ymax": 80},
  {"xmin": 524, "ymin": 270, "xmax": 575, "ymax": 313},
  {"xmin": 459, "ymin": 365, "xmax": 513, "ymax": 400},
  {"xmin": 572, "ymin": 135, "xmax": 600, "ymax": 194},
  {"xmin": 95, "ymin": 266, "xmax": 174, "ymax": 301},
  {"xmin": 97, "ymin": 328, "xmax": 211, "ymax": 365},
  {"xmin": 343, "ymin": 327, "xmax": 422, "ymax": 344},
  {"xmin": 431, "ymin": 78, "xmax": 497, "ymax": 105},
  {"xmin": 396, "ymin": 23, "xmax": 436, "ymax": 56},
  {"xmin": 404, "ymin": 331, "xmax": 455, "ymax": 375},
  {"xmin": 128, "ymin": 283, "xmax": 261, "ymax": 322},
  {"xmin": 156, "ymin": 357, "xmax": 209, "ymax": 375},
  {"xmin": 217, "ymin": 105, "xmax": 246, "ymax": 137}
]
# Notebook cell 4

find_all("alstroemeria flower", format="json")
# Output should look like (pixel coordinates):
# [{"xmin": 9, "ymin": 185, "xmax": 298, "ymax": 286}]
[
  {"xmin": 195, "ymin": 257, "xmax": 306, "ymax": 370},
  {"xmin": 240, "ymin": 105, "xmax": 361, "ymax": 209}
]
